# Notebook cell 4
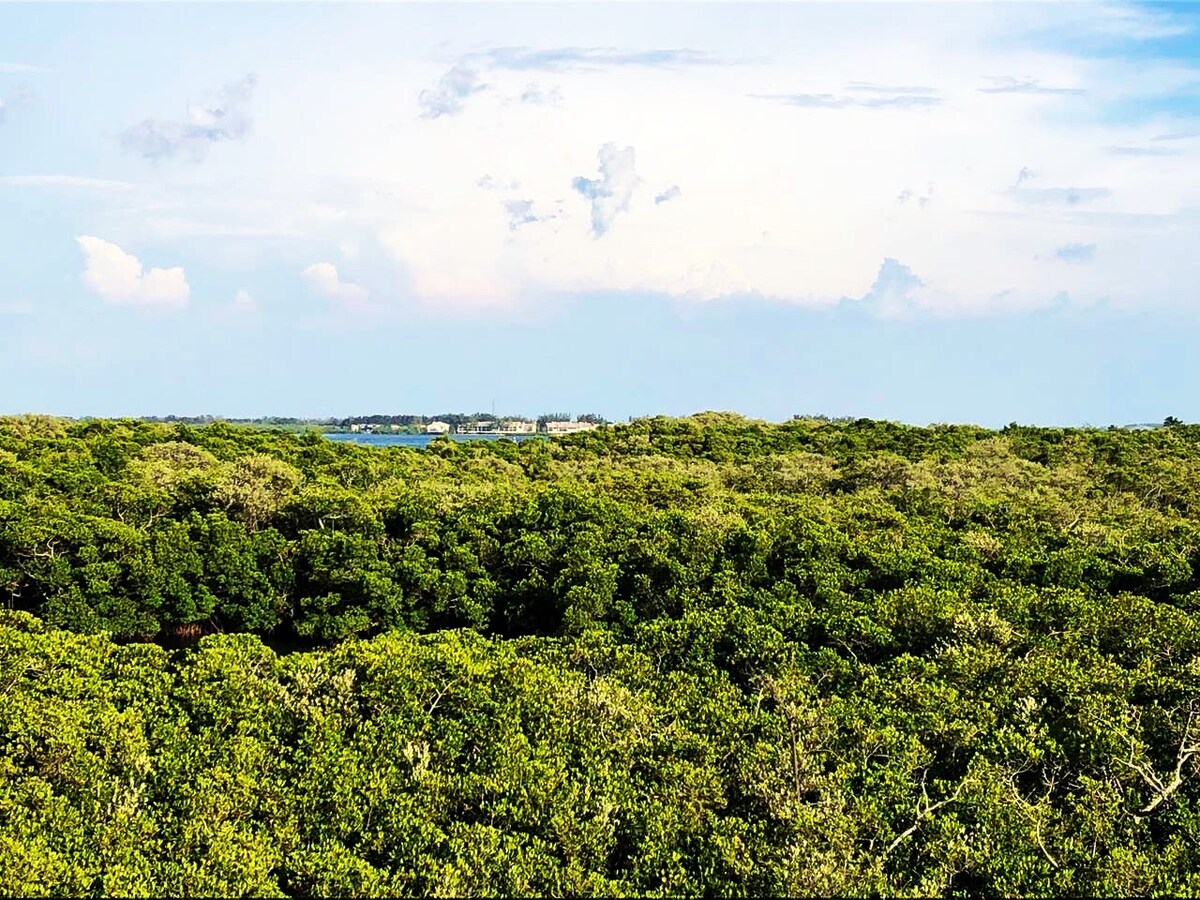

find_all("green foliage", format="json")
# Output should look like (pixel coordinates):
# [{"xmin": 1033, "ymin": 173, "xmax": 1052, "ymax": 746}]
[{"xmin": 3, "ymin": 414, "xmax": 1200, "ymax": 894}]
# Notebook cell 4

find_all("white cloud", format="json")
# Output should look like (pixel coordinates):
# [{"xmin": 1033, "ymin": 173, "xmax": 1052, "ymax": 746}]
[
  {"xmin": 504, "ymin": 198, "xmax": 556, "ymax": 231},
  {"xmin": 418, "ymin": 64, "xmax": 485, "ymax": 119},
  {"xmin": 60, "ymin": 2, "xmax": 1200, "ymax": 318},
  {"xmin": 978, "ymin": 76, "xmax": 1085, "ymax": 96},
  {"xmin": 301, "ymin": 262, "xmax": 368, "ymax": 305},
  {"xmin": 572, "ymin": 143, "xmax": 640, "ymax": 237},
  {"xmin": 122, "ymin": 75, "xmax": 257, "ymax": 161},
  {"xmin": 754, "ymin": 83, "xmax": 943, "ymax": 109},
  {"xmin": 520, "ymin": 83, "xmax": 563, "ymax": 106},
  {"xmin": 654, "ymin": 185, "xmax": 681, "ymax": 205},
  {"xmin": 418, "ymin": 46, "xmax": 726, "ymax": 118},
  {"xmin": 232, "ymin": 289, "xmax": 257, "ymax": 311},
  {"xmin": 861, "ymin": 257, "xmax": 924, "ymax": 316},
  {"xmin": 482, "ymin": 46, "xmax": 724, "ymax": 72},
  {"xmin": 477, "ymin": 174, "xmax": 521, "ymax": 191},
  {"xmin": 75, "ymin": 236, "xmax": 189, "ymax": 308}
]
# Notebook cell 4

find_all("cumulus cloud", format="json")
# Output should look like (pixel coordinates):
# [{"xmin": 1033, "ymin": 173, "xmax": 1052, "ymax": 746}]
[
  {"xmin": 122, "ymin": 75, "xmax": 256, "ymax": 161},
  {"xmin": 1053, "ymin": 243, "xmax": 1096, "ymax": 263},
  {"xmin": 655, "ymin": 185, "xmax": 681, "ymax": 205},
  {"xmin": 418, "ymin": 63, "xmax": 486, "ymax": 119},
  {"xmin": 231, "ymin": 289, "xmax": 257, "ymax": 311},
  {"xmin": 860, "ymin": 257, "xmax": 924, "ymax": 315},
  {"xmin": 301, "ymin": 262, "xmax": 368, "ymax": 305},
  {"xmin": 572, "ymin": 143, "xmax": 639, "ymax": 237},
  {"xmin": 76, "ymin": 236, "xmax": 190, "ymax": 308},
  {"xmin": 978, "ymin": 76, "xmax": 1085, "ymax": 96}
]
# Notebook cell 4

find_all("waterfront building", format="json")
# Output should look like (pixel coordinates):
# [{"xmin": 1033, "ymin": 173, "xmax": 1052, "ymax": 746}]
[{"xmin": 543, "ymin": 421, "xmax": 599, "ymax": 434}]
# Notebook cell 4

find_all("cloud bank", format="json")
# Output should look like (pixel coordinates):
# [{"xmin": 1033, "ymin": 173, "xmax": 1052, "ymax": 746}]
[{"xmin": 40, "ymin": 2, "xmax": 1199, "ymax": 321}]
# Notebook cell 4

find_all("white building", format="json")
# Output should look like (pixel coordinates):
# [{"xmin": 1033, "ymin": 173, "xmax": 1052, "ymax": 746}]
[
  {"xmin": 425, "ymin": 421, "xmax": 451, "ymax": 434},
  {"xmin": 543, "ymin": 420, "xmax": 599, "ymax": 434},
  {"xmin": 459, "ymin": 421, "xmax": 496, "ymax": 434}
]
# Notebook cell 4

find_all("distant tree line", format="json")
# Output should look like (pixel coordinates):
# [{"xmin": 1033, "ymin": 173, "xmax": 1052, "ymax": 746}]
[{"xmin": 136, "ymin": 413, "xmax": 613, "ymax": 429}]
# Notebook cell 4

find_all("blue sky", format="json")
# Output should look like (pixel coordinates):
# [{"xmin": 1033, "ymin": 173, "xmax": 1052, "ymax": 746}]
[{"xmin": 1, "ymin": 1, "xmax": 1199, "ymax": 426}]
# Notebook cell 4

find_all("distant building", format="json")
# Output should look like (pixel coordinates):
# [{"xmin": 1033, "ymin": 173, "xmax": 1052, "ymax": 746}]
[
  {"xmin": 543, "ymin": 420, "xmax": 598, "ymax": 434},
  {"xmin": 459, "ymin": 421, "xmax": 496, "ymax": 434},
  {"xmin": 349, "ymin": 423, "xmax": 362, "ymax": 432},
  {"xmin": 425, "ymin": 421, "xmax": 451, "ymax": 434},
  {"xmin": 501, "ymin": 420, "xmax": 537, "ymax": 434}
]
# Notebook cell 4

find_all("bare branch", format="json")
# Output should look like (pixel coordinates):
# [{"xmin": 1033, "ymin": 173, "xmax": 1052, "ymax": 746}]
[
  {"xmin": 1121, "ymin": 701, "xmax": 1200, "ymax": 817},
  {"xmin": 883, "ymin": 769, "xmax": 967, "ymax": 857},
  {"xmin": 1006, "ymin": 768, "xmax": 1059, "ymax": 869}
]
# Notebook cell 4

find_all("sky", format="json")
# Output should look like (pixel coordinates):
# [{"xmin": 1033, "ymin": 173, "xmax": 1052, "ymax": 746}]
[{"xmin": 1, "ymin": 0, "xmax": 1199, "ymax": 426}]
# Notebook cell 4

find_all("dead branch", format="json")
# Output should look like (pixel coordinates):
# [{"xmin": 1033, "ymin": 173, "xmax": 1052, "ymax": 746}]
[
  {"xmin": 1120, "ymin": 701, "xmax": 1200, "ymax": 817},
  {"xmin": 883, "ymin": 769, "xmax": 967, "ymax": 857},
  {"xmin": 1006, "ymin": 766, "xmax": 1060, "ymax": 868}
]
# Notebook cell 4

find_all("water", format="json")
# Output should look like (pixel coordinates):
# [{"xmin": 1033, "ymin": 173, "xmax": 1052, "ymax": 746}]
[{"xmin": 324, "ymin": 432, "xmax": 545, "ymax": 449}]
